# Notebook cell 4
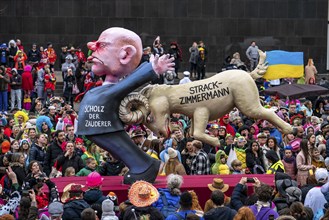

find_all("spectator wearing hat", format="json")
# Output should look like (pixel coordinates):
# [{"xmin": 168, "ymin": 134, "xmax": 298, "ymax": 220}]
[
  {"xmin": 265, "ymin": 150, "xmax": 285, "ymax": 174},
  {"xmin": 219, "ymin": 114, "xmax": 235, "ymax": 137},
  {"xmin": 168, "ymin": 42, "xmax": 182, "ymax": 76},
  {"xmin": 9, "ymin": 68, "xmax": 22, "ymax": 110},
  {"xmin": 204, "ymin": 178, "xmax": 230, "ymax": 212},
  {"xmin": 18, "ymin": 139, "xmax": 31, "ymax": 167},
  {"xmin": 296, "ymin": 139, "xmax": 314, "ymax": 186},
  {"xmin": 21, "ymin": 65, "xmax": 33, "ymax": 99},
  {"xmin": 229, "ymin": 136, "xmax": 248, "ymax": 169},
  {"xmin": 62, "ymin": 184, "xmax": 90, "ymax": 220},
  {"xmin": 204, "ymin": 190, "xmax": 237, "ymax": 220},
  {"xmin": 281, "ymin": 146, "xmax": 297, "ymax": 180},
  {"xmin": 160, "ymin": 138, "xmax": 182, "ymax": 163},
  {"xmin": 179, "ymin": 71, "xmax": 192, "ymax": 85},
  {"xmin": 304, "ymin": 168, "xmax": 328, "ymax": 214},
  {"xmin": 83, "ymin": 171, "xmax": 107, "ymax": 205},
  {"xmin": 101, "ymin": 199, "xmax": 118, "ymax": 220},
  {"xmin": 48, "ymin": 201, "xmax": 64, "ymax": 219},
  {"xmin": 163, "ymin": 147, "xmax": 186, "ymax": 176},
  {"xmin": 61, "ymin": 54, "xmax": 76, "ymax": 79},
  {"xmin": 246, "ymin": 141, "xmax": 265, "ymax": 174},
  {"xmin": 190, "ymin": 140, "xmax": 210, "ymax": 175},
  {"xmin": 123, "ymin": 180, "xmax": 164, "ymax": 220},
  {"xmin": 273, "ymin": 173, "xmax": 299, "ymax": 211},
  {"xmin": 68, "ymin": 46, "xmax": 79, "ymax": 68},
  {"xmin": 0, "ymin": 66, "xmax": 10, "ymax": 114},
  {"xmin": 211, "ymin": 150, "xmax": 229, "ymax": 175},
  {"xmin": 166, "ymin": 191, "xmax": 203, "ymax": 220},
  {"xmin": 153, "ymin": 174, "xmax": 183, "ymax": 218}
]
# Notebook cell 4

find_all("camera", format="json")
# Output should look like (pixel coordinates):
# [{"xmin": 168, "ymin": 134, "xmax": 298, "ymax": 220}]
[
  {"xmin": 246, "ymin": 177, "xmax": 255, "ymax": 183},
  {"xmin": 22, "ymin": 182, "xmax": 32, "ymax": 197},
  {"xmin": 66, "ymin": 110, "xmax": 73, "ymax": 114}
]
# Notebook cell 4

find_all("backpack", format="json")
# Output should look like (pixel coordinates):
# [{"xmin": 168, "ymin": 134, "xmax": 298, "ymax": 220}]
[{"xmin": 159, "ymin": 191, "xmax": 180, "ymax": 218}]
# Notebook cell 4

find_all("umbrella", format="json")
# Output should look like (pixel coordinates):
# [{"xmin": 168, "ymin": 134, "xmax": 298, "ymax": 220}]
[{"xmin": 263, "ymin": 84, "xmax": 329, "ymax": 99}]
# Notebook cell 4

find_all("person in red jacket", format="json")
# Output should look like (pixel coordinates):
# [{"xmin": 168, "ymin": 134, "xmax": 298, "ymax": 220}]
[
  {"xmin": 21, "ymin": 65, "xmax": 34, "ymax": 97},
  {"xmin": 45, "ymin": 42, "xmax": 57, "ymax": 70},
  {"xmin": 219, "ymin": 114, "xmax": 236, "ymax": 137}
]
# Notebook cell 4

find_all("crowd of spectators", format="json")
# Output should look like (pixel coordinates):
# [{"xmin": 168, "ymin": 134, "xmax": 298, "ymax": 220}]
[{"xmin": 0, "ymin": 37, "xmax": 329, "ymax": 220}]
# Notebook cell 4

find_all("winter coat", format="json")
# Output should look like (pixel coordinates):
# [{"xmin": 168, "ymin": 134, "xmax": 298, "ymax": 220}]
[
  {"xmin": 0, "ymin": 73, "xmax": 10, "ymax": 91},
  {"xmin": 282, "ymin": 157, "xmax": 297, "ymax": 180},
  {"xmin": 204, "ymin": 206, "xmax": 237, "ymax": 220},
  {"xmin": 230, "ymin": 183, "xmax": 247, "ymax": 211},
  {"xmin": 11, "ymin": 163, "xmax": 26, "ymax": 186},
  {"xmin": 296, "ymin": 151, "xmax": 312, "ymax": 186},
  {"xmin": 44, "ymin": 141, "xmax": 64, "ymax": 176},
  {"xmin": 211, "ymin": 150, "xmax": 229, "ymax": 175},
  {"xmin": 76, "ymin": 167, "xmax": 94, "ymax": 176},
  {"xmin": 246, "ymin": 147, "xmax": 265, "ymax": 174},
  {"xmin": 29, "ymin": 143, "xmax": 46, "ymax": 166},
  {"xmin": 83, "ymin": 189, "xmax": 107, "ymax": 205},
  {"xmin": 152, "ymin": 188, "xmax": 180, "ymax": 213},
  {"xmin": 22, "ymin": 70, "xmax": 34, "ymax": 91},
  {"xmin": 63, "ymin": 75, "xmax": 76, "ymax": 98},
  {"xmin": 99, "ymin": 160, "xmax": 126, "ymax": 176},
  {"xmin": 249, "ymin": 204, "xmax": 279, "ymax": 220},
  {"xmin": 10, "ymin": 74, "xmax": 22, "ymax": 90},
  {"xmin": 63, "ymin": 199, "xmax": 90, "ymax": 220},
  {"xmin": 56, "ymin": 152, "xmax": 84, "ymax": 174}
]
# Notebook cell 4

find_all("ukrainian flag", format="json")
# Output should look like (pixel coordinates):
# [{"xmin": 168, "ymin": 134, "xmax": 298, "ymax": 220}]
[{"xmin": 263, "ymin": 50, "xmax": 304, "ymax": 80}]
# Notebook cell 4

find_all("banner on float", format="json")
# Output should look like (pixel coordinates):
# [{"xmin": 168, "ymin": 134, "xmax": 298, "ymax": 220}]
[{"xmin": 263, "ymin": 50, "xmax": 304, "ymax": 80}]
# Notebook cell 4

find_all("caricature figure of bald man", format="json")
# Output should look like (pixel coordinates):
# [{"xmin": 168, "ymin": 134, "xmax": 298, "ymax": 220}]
[{"xmin": 77, "ymin": 27, "xmax": 174, "ymax": 184}]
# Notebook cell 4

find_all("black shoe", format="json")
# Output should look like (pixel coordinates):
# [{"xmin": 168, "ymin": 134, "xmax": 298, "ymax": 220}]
[{"xmin": 123, "ymin": 159, "xmax": 161, "ymax": 185}]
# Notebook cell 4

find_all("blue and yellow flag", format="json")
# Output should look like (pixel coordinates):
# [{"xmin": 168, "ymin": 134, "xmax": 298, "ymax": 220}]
[{"xmin": 263, "ymin": 50, "xmax": 304, "ymax": 80}]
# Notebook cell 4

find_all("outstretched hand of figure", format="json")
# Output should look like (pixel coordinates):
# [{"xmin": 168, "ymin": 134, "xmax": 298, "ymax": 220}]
[{"xmin": 150, "ymin": 54, "xmax": 175, "ymax": 75}]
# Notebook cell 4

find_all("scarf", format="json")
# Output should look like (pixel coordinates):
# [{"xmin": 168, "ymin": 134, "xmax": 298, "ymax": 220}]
[{"xmin": 283, "ymin": 156, "xmax": 296, "ymax": 164}]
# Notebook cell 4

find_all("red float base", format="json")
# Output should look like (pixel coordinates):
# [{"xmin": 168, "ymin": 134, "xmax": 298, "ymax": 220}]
[{"xmin": 51, "ymin": 174, "xmax": 274, "ymax": 207}]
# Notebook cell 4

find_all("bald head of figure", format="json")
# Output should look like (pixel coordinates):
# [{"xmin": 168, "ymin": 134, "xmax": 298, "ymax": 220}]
[{"xmin": 87, "ymin": 27, "xmax": 143, "ymax": 82}]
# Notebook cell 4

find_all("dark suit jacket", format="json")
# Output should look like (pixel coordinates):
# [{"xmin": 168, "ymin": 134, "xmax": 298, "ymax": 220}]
[{"xmin": 77, "ymin": 62, "xmax": 156, "ymax": 135}]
